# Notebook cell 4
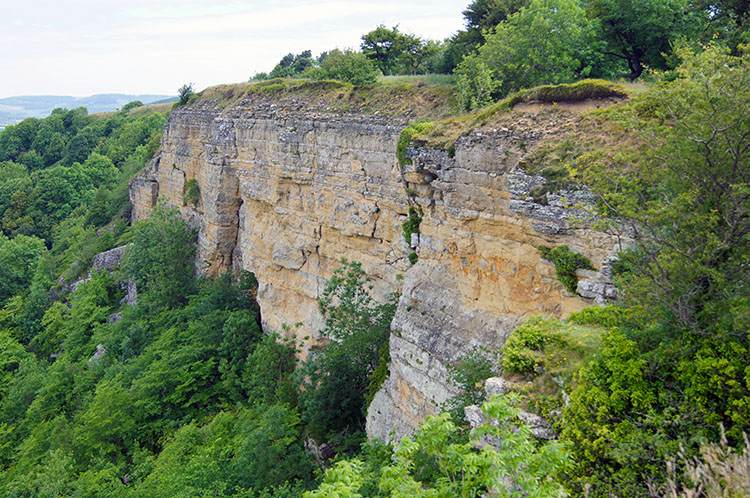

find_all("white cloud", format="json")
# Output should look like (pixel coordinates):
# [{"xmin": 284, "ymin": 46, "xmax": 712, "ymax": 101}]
[{"xmin": 0, "ymin": 0, "xmax": 464, "ymax": 97}]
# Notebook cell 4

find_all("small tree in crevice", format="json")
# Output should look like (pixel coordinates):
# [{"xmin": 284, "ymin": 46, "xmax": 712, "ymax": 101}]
[{"xmin": 183, "ymin": 179, "xmax": 200, "ymax": 208}]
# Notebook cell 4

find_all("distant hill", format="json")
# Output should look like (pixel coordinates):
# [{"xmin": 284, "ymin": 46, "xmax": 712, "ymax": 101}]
[{"xmin": 0, "ymin": 93, "xmax": 178, "ymax": 129}]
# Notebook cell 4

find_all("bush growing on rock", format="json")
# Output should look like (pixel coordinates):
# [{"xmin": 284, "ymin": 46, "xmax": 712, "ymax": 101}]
[{"xmin": 538, "ymin": 245, "xmax": 594, "ymax": 293}]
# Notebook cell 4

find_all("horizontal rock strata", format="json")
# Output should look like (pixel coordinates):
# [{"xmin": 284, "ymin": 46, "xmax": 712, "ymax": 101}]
[{"xmin": 130, "ymin": 90, "xmax": 619, "ymax": 440}]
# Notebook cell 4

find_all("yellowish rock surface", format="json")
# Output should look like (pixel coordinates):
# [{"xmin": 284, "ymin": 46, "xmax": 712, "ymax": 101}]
[{"xmin": 130, "ymin": 86, "xmax": 620, "ymax": 440}]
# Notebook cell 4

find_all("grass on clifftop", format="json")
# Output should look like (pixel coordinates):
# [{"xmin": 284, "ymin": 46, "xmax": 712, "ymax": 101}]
[
  {"xmin": 378, "ymin": 74, "xmax": 458, "ymax": 86},
  {"xmin": 197, "ymin": 78, "xmax": 636, "ymax": 195},
  {"xmin": 502, "ymin": 315, "xmax": 604, "ymax": 383},
  {"xmin": 90, "ymin": 102, "xmax": 174, "ymax": 122},
  {"xmin": 402, "ymin": 79, "xmax": 629, "ymax": 160},
  {"xmin": 493, "ymin": 79, "xmax": 626, "ymax": 113},
  {"xmin": 520, "ymin": 110, "xmax": 645, "ymax": 194},
  {"xmin": 404, "ymin": 79, "xmax": 629, "ymax": 154},
  {"xmin": 195, "ymin": 77, "xmax": 458, "ymax": 122}
]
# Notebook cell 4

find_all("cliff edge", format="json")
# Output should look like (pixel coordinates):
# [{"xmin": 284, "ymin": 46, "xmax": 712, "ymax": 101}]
[{"xmin": 129, "ymin": 79, "xmax": 621, "ymax": 440}]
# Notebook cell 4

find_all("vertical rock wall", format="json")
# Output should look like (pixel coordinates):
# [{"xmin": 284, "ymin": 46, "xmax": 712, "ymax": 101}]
[
  {"xmin": 132, "ymin": 104, "xmax": 416, "ymax": 351},
  {"xmin": 130, "ymin": 92, "xmax": 620, "ymax": 440}
]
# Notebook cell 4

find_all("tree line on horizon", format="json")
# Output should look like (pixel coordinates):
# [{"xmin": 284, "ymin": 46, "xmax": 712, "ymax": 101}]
[{"xmin": 252, "ymin": 0, "xmax": 750, "ymax": 109}]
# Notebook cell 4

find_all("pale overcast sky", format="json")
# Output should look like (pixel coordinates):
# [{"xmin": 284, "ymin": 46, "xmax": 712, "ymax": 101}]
[{"xmin": 1, "ymin": 0, "xmax": 466, "ymax": 98}]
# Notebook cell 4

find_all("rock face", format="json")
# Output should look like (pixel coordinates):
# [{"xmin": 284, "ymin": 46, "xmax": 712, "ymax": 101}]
[{"xmin": 130, "ymin": 86, "xmax": 620, "ymax": 441}]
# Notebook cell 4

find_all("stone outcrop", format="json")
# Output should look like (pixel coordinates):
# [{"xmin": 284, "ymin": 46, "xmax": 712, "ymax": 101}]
[
  {"xmin": 129, "ymin": 85, "xmax": 621, "ymax": 441},
  {"xmin": 88, "ymin": 344, "xmax": 106, "ymax": 364},
  {"xmin": 464, "ymin": 376, "xmax": 557, "ymax": 441},
  {"xmin": 68, "ymin": 245, "xmax": 137, "ymax": 309}
]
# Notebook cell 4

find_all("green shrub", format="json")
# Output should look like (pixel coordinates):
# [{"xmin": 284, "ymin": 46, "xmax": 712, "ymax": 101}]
[
  {"xmin": 539, "ymin": 245, "xmax": 593, "ymax": 292},
  {"xmin": 299, "ymin": 67, "xmax": 326, "ymax": 80},
  {"xmin": 502, "ymin": 316, "xmax": 603, "ymax": 379},
  {"xmin": 318, "ymin": 49, "xmax": 380, "ymax": 86},
  {"xmin": 121, "ymin": 100, "xmax": 144, "ymax": 112},
  {"xmin": 306, "ymin": 395, "xmax": 571, "ymax": 498},
  {"xmin": 456, "ymin": 59, "xmax": 498, "ymax": 110},
  {"xmin": 183, "ymin": 178, "xmax": 200, "ymax": 207},
  {"xmin": 502, "ymin": 316, "xmax": 549, "ymax": 375},
  {"xmin": 401, "ymin": 206, "xmax": 422, "ymax": 245},
  {"xmin": 397, "ymin": 122, "xmax": 434, "ymax": 165},
  {"xmin": 364, "ymin": 341, "xmax": 390, "ymax": 409},
  {"xmin": 443, "ymin": 346, "xmax": 496, "ymax": 423},
  {"xmin": 500, "ymin": 315, "xmax": 605, "ymax": 426},
  {"xmin": 407, "ymin": 252, "xmax": 418, "ymax": 265}
]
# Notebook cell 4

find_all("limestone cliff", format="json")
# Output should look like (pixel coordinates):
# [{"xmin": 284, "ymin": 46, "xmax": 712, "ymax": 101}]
[{"xmin": 129, "ymin": 81, "xmax": 620, "ymax": 441}]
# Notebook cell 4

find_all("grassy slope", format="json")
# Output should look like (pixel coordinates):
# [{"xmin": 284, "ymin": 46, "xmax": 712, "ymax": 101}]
[
  {"xmin": 91, "ymin": 102, "xmax": 174, "ymax": 121},
  {"xmin": 500, "ymin": 313, "xmax": 614, "ymax": 423},
  {"xmin": 410, "ymin": 79, "xmax": 630, "ymax": 150}
]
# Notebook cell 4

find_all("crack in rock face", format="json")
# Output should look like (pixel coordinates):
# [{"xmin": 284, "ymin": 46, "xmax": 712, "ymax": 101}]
[{"xmin": 130, "ymin": 98, "xmax": 623, "ymax": 440}]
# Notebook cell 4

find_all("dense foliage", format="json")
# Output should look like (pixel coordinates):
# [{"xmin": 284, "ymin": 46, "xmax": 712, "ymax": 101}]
[
  {"xmin": 0, "ymin": 105, "xmax": 165, "ymax": 242},
  {"xmin": 1, "ymin": 1, "xmax": 748, "ymax": 495},
  {"xmin": 442, "ymin": 347, "xmax": 496, "ymax": 423},
  {"xmin": 305, "ymin": 395, "xmax": 570, "ymax": 498},
  {"xmin": 123, "ymin": 204, "xmax": 197, "ymax": 309},
  {"xmin": 456, "ymin": 0, "xmax": 601, "ymax": 109},
  {"xmin": 0, "ymin": 205, "xmax": 313, "ymax": 496},
  {"xmin": 0, "ymin": 102, "xmax": 168, "ymax": 354},
  {"xmin": 559, "ymin": 45, "xmax": 750, "ymax": 496}
]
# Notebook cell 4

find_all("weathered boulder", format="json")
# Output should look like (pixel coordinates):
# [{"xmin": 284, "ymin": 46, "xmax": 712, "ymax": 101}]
[
  {"xmin": 68, "ymin": 244, "xmax": 137, "ymax": 307},
  {"xmin": 88, "ymin": 344, "xmax": 106, "ymax": 364}
]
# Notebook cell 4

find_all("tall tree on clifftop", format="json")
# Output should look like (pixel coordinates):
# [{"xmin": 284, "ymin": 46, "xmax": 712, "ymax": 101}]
[{"xmin": 586, "ymin": 0, "xmax": 691, "ymax": 79}]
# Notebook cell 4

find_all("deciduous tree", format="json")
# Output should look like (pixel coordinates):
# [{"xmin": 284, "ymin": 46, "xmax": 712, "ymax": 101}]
[
  {"xmin": 456, "ymin": 0, "xmax": 596, "ymax": 109},
  {"xmin": 586, "ymin": 0, "xmax": 690, "ymax": 79},
  {"xmin": 123, "ymin": 203, "xmax": 197, "ymax": 309},
  {"xmin": 299, "ymin": 260, "xmax": 397, "ymax": 443}
]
